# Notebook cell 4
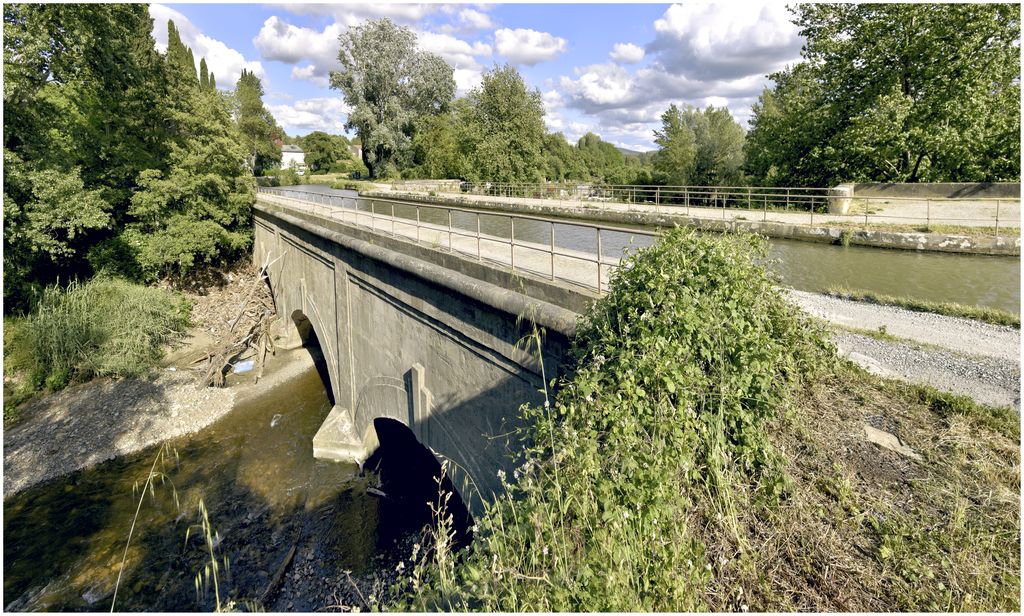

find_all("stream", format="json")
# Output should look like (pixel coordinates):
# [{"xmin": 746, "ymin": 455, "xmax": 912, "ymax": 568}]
[{"xmin": 3, "ymin": 352, "xmax": 429, "ymax": 612}]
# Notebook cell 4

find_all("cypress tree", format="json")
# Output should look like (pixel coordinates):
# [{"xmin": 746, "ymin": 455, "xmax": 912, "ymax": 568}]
[
  {"xmin": 210, "ymin": 73, "xmax": 216, "ymax": 90},
  {"xmin": 199, "ymin": 58, "xmax": 209, "ymax": 90},
  {"xmin": 185, "ymin": 47, "xmax": 196, "ymax": 82}
]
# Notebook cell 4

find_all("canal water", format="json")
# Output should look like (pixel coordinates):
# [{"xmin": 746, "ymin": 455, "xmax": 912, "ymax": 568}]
[
  {"xmin": 279, "ymin": 184, "xmax": 1021, "ymax": 313},
  {"xmin": 3, "ymin": 352, "xmax": 432, "ymax": 612}
]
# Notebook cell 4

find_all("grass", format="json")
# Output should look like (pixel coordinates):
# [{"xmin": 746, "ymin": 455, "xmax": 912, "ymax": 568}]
[
  {"xmin": 386, "ymin": 227, "xmax": 1020, "ymax": 611},
  {"xmin": 3, "ymin": 275, "xmax": 191, "ymax": 416},
  {"xmin": 826, "ymin": 220, "xmax": 1019, "ymax": 238},
  {"xmin": 825, "ymin": 286, "xmax": 1020, "ymax": 328}
]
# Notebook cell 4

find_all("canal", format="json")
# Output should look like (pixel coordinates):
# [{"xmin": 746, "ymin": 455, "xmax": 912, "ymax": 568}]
[{"xmin": 272, "ymin": 184, "xmax": 1021, "ymax": 314}]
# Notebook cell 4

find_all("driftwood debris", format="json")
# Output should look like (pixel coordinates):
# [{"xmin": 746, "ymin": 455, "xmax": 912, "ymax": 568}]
[{"xmin": 197, "ymin": 257, "xmax": 280, "ymax": 389}]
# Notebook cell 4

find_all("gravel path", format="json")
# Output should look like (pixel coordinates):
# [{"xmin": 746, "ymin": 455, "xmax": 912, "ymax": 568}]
[
  {"xmin": 786, "ymin": 290, "xmax": 1020, "ymax": 409},
  {"xmin": 831, "ymin": 331, "xmax": 1020, "ymax": 409}
]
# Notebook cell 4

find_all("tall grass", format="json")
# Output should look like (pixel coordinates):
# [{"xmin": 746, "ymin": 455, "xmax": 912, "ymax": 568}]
[{"xmin": 6, "ymin": 275, "xmax": 190, "ymax": 391}]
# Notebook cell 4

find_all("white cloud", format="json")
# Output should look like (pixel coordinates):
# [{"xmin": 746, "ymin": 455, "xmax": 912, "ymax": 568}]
[
  {"xmin": 291, "ymin": 65, "xmax": 329, "ymax": 88},
  {"xmin": 459, "ymin": 8, "xmax": 493, "ymax": 31},
  {"xmin": 610, "ymin": 43, "xmax": 645, "ymax": 64},
  {"xmin": 149, "ymin": 4, "xmax": 265, "ymax": 87},
  {"xmin": 549, "ymin": 2, "xmax": 804, "ymax": 149},
  {"xmin": 649, "ymin": 1, "xmax": 802, "ymax": 80},
  {"xmin": 253, "ymin": 16, "xmax": 344, "ymax": 84},
  {"xmin": 494, "ymin": 28, "xmax": 568, "ymax": 66},
  {"xmin": 268, "ymin": 97, "xmax": 352, "ymax": 134},
  {"xmin": 416, "ymin": 31, "xmax": 491, "ymax": 70}
]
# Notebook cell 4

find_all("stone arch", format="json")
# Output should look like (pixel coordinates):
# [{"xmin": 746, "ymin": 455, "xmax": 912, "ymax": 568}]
[
  {"xmin": 289, "ymin": 309, "xmax": 336, "ymax": 406},
  {"xmin": 368, "ymin": 417, "xmax": 473, "ymax": 540}
]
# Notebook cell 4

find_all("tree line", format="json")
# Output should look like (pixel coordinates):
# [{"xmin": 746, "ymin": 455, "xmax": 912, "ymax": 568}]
[
  {"xmin": 3, "ymin": 4, "xmax": 280, "ymax": 311},
  {"xmin": 332, "ymin": 6, "xmax": 1019, "ymax": 188}
]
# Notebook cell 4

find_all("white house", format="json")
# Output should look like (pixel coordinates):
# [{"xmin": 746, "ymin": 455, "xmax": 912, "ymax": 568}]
[{"xmin": 281, "ymin": 144, "xmax": 306, "ymax": 173}]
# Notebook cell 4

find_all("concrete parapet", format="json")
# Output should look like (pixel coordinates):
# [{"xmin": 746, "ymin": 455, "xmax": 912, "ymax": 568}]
[
  {"xmin": 849, "ymin": 182, "xmax": 1020, "ymax": 200},
  {"xmin": 828, "ymin": 184, "xmax": 854, "ymax": 214}
]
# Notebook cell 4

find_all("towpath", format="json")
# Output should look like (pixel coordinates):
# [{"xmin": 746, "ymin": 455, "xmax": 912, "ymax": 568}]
[{"xmin": 788, "ymin": 290, "xmax": 1020, "ymax": 409}]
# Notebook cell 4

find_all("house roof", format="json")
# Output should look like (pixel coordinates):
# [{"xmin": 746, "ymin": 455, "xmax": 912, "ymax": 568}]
[{"xmin": 282, "ymin": 144, "xmax": 304, "ymax": 153}]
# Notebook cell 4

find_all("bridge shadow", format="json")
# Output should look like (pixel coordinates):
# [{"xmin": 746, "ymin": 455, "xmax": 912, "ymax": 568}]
[{"xmin": 292, "ymin": 310, "xmax": 335, "ymax": 406}]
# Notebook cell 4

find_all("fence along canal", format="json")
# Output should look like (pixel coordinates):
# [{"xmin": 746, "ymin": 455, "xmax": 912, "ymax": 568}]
[{"xmin": 259, "ymin": 186, "xmax": 1021, "ymax": 313}]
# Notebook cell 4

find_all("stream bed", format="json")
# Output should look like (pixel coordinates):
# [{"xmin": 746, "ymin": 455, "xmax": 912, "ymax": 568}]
[{"xmin": 3, "ymin": 354, "xmax": 425, "ymax": 612}]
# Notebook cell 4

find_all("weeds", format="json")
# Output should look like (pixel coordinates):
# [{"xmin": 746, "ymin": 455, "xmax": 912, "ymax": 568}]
[
  {"xmin": 389, "ymin": 226, "xmax": 1019, "ymax": 611},
  {"xmin": 5, "ymin": 275, "xmax": 191, "ymax": 394}
]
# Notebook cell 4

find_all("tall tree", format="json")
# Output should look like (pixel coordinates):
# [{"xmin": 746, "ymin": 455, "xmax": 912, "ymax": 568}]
[
  {"xmin": 199, "ymin": 57, "xmax": 209, "ymax": 91},
  {"xmin": 329, "ymin": 18, "xmax": 455, "ymax": 178},
  {"xmin": 652, "ymin": 104, "xmax": 696, "ymax": 186},
  {"xmin": 747, "ymin": 3, "xmax": 1020, "ymax": 185},
  {"xmin": 653, "ymin": 104, "xmax": 744, "ymax": 186},
  {"xmin": 466, "ymin": 64, "xmax": 546, "ymax": 183},
  {"xmin": 3, "ymin": 3, "xmax": 168, "ymax": 307},
  {"xmin": 125, "ymin": 23, "xmax": 256, "ymax": 280},
  {"xmin": 234, "ymin": 68, "xmax": 280, "ymax": 174}
]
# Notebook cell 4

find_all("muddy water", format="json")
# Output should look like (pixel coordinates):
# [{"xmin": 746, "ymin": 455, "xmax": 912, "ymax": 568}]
[
  {"xmin": 279, "ymin": 185, "xmax": 1020, "ymax": 313},
  {"xmin": 3, "ymin": 354, "xmax": 423, "ymax": 612}
]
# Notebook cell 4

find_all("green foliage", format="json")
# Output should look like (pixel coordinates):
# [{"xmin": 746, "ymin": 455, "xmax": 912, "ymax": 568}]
[
  {"xmin": 397, "ymin": 228, "xmax": 831, "ymax": 610},
  {"xmin": 746, "ymin": 3, "xmax": 1021, "ymax": 185},
  {"xmin": 3, "ymin": 5, "xmax": 257, "ymax": 310},
  {"xmin": 653, "ymin": 104, "xmax": 745, "ymax": 186},
  {"xmin": 302, "ymin": 130, "xmax": 352, "ymax": 173},
  {"xmin": 330, "ymin": 18, "xmax": 455, "ymax": 178},
  {"xmin": 234, "ymin": 68, "xmax": 282, "ymax": 174},
  {"xmin": 5, "ymin": 276, "xmax": 190, "ymax": 392}
]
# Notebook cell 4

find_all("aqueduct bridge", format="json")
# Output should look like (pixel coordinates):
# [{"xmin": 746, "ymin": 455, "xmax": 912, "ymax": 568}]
[{"xmin": 254, "ymin": 189, "xmax": 636, "ymax": 513}]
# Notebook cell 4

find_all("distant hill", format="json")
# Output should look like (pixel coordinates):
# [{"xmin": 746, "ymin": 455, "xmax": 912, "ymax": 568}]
[{"xmin": 616, "ymin": 146, "xmax": 653, "ymax": 158}]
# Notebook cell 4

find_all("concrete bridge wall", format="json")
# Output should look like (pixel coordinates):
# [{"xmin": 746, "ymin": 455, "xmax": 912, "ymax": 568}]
[{"xmin": 253, "ymin": 199, "xmax": 589, "ymax": 512}]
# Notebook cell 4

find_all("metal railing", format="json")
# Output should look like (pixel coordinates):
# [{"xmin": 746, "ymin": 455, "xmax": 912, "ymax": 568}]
[
  {"xmin": 258, "ymin": 187, "xmax": 660, "ymax": 293},
  {"xmin": 386, "ymin": 180, "xmax": 1018, "ymax": 234}
]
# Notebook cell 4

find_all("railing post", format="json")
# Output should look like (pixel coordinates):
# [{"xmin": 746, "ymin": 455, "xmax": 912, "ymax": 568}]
[
  {"xmin": 391, "ymin": 201, "xmax": 395, "ymax": 236},
  {"xmin": 656, "ymin": 186, "xmax": 660, "ymax": 206},
  {"xmin": 685, "ymin": 187, "xmax": 690, "ymax": 216},
  {"xmin": 926, "ymin": 199, "xmax": 931, "ymax": 231},
  {"xmin": 763, "ymin": 193, "xmax": 767, "ymax": 222},
  {"xmin": 371, "ymin": 200, "xmax": 375, "ymax": 232},
  {"xmin": 550, "ymin": 221, "xmax": 556, "ymax": 281},
  {"xmin": 786, "ymin": 188, "xmax": 791, "ymax": 211},
  {"xmin": 477, "ymin": 213, "xmax": 482, "ymax": 261},
  {"xmin": 995, "ymin": 200, "xmax": 1001, "ymax": 238},
  {"xmin": 510, "ymin": 216, "xmax": 515, "ymax": 271},
  {"xmin": 448, "ymin": 209, "xmax": 453, "ymax": 251},
  {"xmin": 596, "ymin": 228, "xmax": 603, "ymax": 293},
  {"xmin": 416, "ymin": 207, "xmax": 421, "ymax": 244}
]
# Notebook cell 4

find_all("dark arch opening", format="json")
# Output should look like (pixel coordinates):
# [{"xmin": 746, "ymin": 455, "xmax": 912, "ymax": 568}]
[
  {"xmin": 364, "ymin": 418, "xmax": 473, "ymax": 549},
  {"xmin": 290, "ymin": 310, "xmax": 335, "ymax": 406}
]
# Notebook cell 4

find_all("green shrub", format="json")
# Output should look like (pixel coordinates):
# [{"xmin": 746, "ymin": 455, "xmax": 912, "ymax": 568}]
[
  {"xmin": 399, "ymin": 228, "xmax": 832, "ymax": 611},
  {"xmin": 6, "ymin": 276, "xmax": 191, "ymax": 391}
]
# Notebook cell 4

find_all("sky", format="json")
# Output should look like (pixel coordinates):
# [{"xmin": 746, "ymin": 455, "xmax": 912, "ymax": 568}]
[{"xmin": 150, "ymin": 1, "xmax": 808, "ymax": 151}]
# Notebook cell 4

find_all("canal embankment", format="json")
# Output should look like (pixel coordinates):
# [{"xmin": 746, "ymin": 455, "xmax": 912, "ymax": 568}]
[{"xmin": 363, "ymin": 188, "xmax": 1021, "ymax": 256}]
